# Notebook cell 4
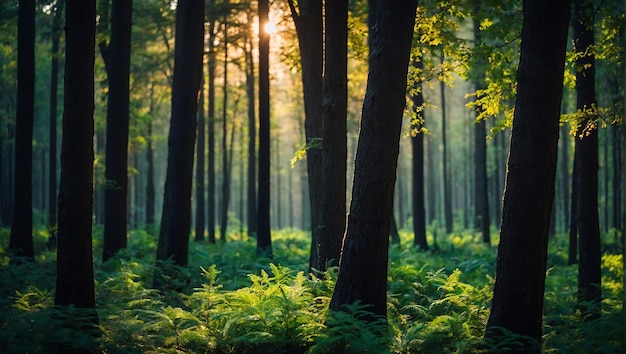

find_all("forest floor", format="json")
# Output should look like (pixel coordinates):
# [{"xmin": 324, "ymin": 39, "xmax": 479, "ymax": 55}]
[{"xmin": 0, "ymin": 226, "xmax": 623, "ymax": 353}]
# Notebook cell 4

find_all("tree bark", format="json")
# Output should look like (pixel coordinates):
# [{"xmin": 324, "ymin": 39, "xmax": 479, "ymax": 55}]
[
  {"xmin": 484, "ymin": 0, "xmax": 569, "ymax": 349},
  {"xmin": 47, "ymin": 0, "xmax": 63, "ymax": 249},
  {"xmin": 9, "ymin": 0, "xmax": 35, "ymax": 261},
  {"xmin": 329, "ymin": 0, "xmax": 418, "ymax": 319},
  {"xmin": 410, "ymin": 56, "xmax": 428, "ymax": 251},
  {"xmin": 315, "ymin": 0, "xmax": 348, "ymax": 273},
  {"xmin": 287, "ymin": 0, "xmax": 323, "ymax": 271},
  {"xmin": 207, "ymin": 9, "xmax": 217, "ymax": 244},
  {"xmin": 156, "ymin": 0, "xmax": 204, "ymax": 267},
  {"xmin": 572, "ymin": 0, "xmax": 601, "ymax": 318},
  {"xmin": 55, "ymin": 0, "xmax": 98, "ymax": 315},
  {"xmin": 245, "ymin": 11, "xmax": 257, "ymax": 236},
  {"xmin": 195, "ymin": 82, "xmax": 205, "ymax": 242},
  {"xmin": 102, "ymin": 0, "xmax": 133, "ymax": 262},
  {"xmin": 256, "ymin": 0, "xmax": 272, "ymax": 257}
]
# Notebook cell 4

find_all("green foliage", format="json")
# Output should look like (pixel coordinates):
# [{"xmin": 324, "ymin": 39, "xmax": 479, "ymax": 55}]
[{"xmin": 0, "ymin": 227, "xmax": 623, "ymax": 353}]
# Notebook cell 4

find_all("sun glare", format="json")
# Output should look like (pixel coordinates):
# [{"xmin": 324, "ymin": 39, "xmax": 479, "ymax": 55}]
[{"xmin": 263, "ymin": 21, "xmax": 278, "ymax": 35}]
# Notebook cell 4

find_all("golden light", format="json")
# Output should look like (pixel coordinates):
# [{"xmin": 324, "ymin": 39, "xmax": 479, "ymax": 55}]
[{"xmin": 263, "ymin": 21, "xmax": 278, "ymax": 35}]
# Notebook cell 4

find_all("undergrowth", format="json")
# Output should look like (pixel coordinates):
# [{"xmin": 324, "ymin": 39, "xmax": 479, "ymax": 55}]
[{"xmin": 0, "ymin": 226, "xmax": 623, "ymax": 353}]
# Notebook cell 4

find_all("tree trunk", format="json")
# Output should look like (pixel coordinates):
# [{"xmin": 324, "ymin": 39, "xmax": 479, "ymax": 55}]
[
  {"xmin": 484, "ymin": 0, "xmax": 569, "ymax": 349},
  {"xmin": 560, "ymin": 124, "xmax": 570, "ymax": 236},
  {"xmin": 440, "ymin": 51, "xmax": 452, "ymax": 234},
  {"xmin": 329, "ymin": 0, "xmax": 418, "ymax": 319},
  {"xmin": 156, "ymin": 0, "xmax": 204, "ymax": 268},
  {"xmin": 572, "ymin": 0, "xmax": 601, "ymax": 318},
  {"xmin": 287, "ymin": 0, "xmax": 323, "ymax": 271},
  {"xmin": 207, "ymin": 12, "xmax": 217, "ymax": 244},
  {"xmin": 256, "ymin": 0, "xmax": 272, "ymax": 257},
  {"xmin": 47, "ymin": 0, "xmax": 63, "ymax": 249},
  {"xmin": 245, "ymin": 11, "xmax": 257, "ymax": 236},
  {"xmin": 315, "ymin": 0, "xmax": 347, "ymax": 273},
  {"xmin": 102, "ymin": 0, "xmax": 133, "ymax": 262},
  {"xmin": 411, "ymin": 56, "xmax": 428, "ymax": 250},
  {"xmin": 195, "ymin": 83, "xmax": 205, "ymax": 242},
  {"xmin": 220, "ymin": 20, "xmax": 230, "ymax": 242},
  {"xmin": 146, "ymin": 115, "xmax": 155, "ymax": 225},
  {"xmin": 55, "ymin": 0, "xmax": 98, "ymax": 317},
  {"xmin": 472, "ymin": 12, "xmax": 490, "ymax": 245},
  {"xmin": 9, "ymin": 0, "xmax": 35, "ymax": 261}
]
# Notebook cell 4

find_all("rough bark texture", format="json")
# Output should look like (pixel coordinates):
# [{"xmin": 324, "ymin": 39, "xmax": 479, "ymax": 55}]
[
  {"xmin": 55, "ymin": 0, "xmax": 97, "ymax": 311},
  {"xmin": 411, "ymin": 57, "xmax": 428, "ymax": 251},
  {"xmin": 102, "ymin": 0, "xmax": 133, "ymax": 262},
  {"xmin": 256, "ymin": 0, "xmax": 272, "ymax": 256},
  {"xmin": 9, "ymin": 0, "xmax": 35, "ymax": 261},
  {"xmin": 484, "ymin": 0, "xmax": 569, "ymax": 349},
  {"xmin": 156, "ymin": 0, "xmax": 204, "ymax": 266},
  {"xmin": 287, "ymin": 0, "xmax": 323, "ymax": 271},
  {"xmin": 329, "ymin": 0, "xmax": 418, "ymax": 319},
  {"xmin": 316, "ymin": 0, "xmax": 348, "ymax": 273},
  {"xmin": 572, "ymin": 0, "xmax": 601, "ymax": 318},
  {"xmin": 207, "ymin": 12, "xmax": 217, "ymax": 244}
]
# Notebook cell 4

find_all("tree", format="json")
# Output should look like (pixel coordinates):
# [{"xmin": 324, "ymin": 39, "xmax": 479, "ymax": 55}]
[
  {"xmin": 256, "ymin": 0, "xmax": 272, "ymax": 257},
  {"xmin": 244, "ymin": 8, "xmax": 257, "ymax": 237},
  {"xmin": 55, "ymin": 0, "xmax": 98, "ymax": 318},
  {"xmin": 484, "ymin": 0, "xmax": 570, "ymax": 349},
  {"xmin": 410, "ymin": 55, "xmax": 428, "ymax": 250},
  {"xmin": 195, "ymin": 81, "xmax": 205, "ymax": 242},
  {"xmin": 9, "ymin": 0, "xmax": 35, "ymax": 261},
  {"xmin": 207, "ymin": 0, "xmax": 217, "ymax": 243},
  {"xmin": 329, "ymin": 0, "xmax": 418, "ymax": 319},
  {"xmin": 286, "ymin": 0, "xmax": 323, "ymax": 270},
  {"xmin": 572, "ymin": 0, "xmax": 601, "ymax": 318},
  {"xmin": 315, "ymin": 0, "xmax": 347, "ymax": 273},
  {"xmin": 101, "ymin": 0, "xmax": 133, "ymax": 262},
  {"xmin": 471, "ymin": 3, "xmax": 490, "ymax": 245},
  {"xmin": 47, "ymin": 0, "xmax": 64, "ymax": 249},
  {"xmin": 155, "ymin": 0, "xmax": 204, "ymax": 267}
]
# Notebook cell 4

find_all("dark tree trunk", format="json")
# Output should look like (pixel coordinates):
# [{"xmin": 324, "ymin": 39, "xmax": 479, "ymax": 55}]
[
  {"xmin": 195, "ymin": 83, "xmax": 205, "ymax": 242},
  {"xmin": 245, "ymin": 12, "xmax": 257, "ymax": 236},
  {"xmin": 411, "ymin": 56, "xmax": 428, "ymax": 251},
  {"xmin": 220, "ymin": 21, "xmax": 230, "ymax": 242},
  {"xmin": 484, "ymin": 0, "xmax": 569, "ymax": 349},
  {"xmin": 256, "ymin": 0, "xmax": 272, "ymax": 257},
  {"xmin": 146, "ymin": 117, "xmax": 155, "ymax": 225},
  {"xmin": 102, "ymin": 0, "xmax": 133, "ymax": 262},
  {"xmin": 287, "ymin": 0, "xmax": 323, "ymax": 271},
  {"xmin": 329, "ymin": 0, "xmax": 418, "ymax": 319},
  {"xmin": 156, "ymin": 0, "xmax": 204, "ymax": 267},
  {"xmin": 472, "ymin": 12, "xmax": 490, "ymax": 245},
  {"xmin": 315, "ymin": 0, "xmax": 347, "ymax": 273},
  {"xmin": 48, "ymin": 0, "xmax": 63, "ymax": 249},
  {"xmin": 572, "ymin": 0, "xmax": 601, "ymax": 318},
  {"xmin": 560, "ymin": 124, "xmax": 570, "ymax": 236},
  {"xmin": 441, "ymin": 51, "xmax": 452, "ymax": 234},
  {"xmin": 9, "ymin": 0, "xmax": 35, "ymax": 261},
  {"xmin": 207, "ymin": 13, "xmax": 217, "ymax": 244},
  {"xmin": 569, "ymin": 157, "xmax": 578, "ymax": 265},
  {"xmin": 389, "ymin": 213, "xmax": 400, "ymax": 245},
  {"xmin": 55, "ymin": 0, "xmax": 98, "ymax": 318}
]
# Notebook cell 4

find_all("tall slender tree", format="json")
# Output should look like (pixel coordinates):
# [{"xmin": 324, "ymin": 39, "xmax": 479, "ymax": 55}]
[
  {"xmin": 9, "ymin": 0, "xmax": 35, "ymax": 261},
  {"xmin": 47, "ymin": 0, "xmax": 64, "ymax": 249},
  {"xmin": 195, "ymin": 82, "xmax": 205, "ymax": 242},
  {"xmin": 55, "ymin": 0, "xmax": 98, "ymax": 320},
  {"xmin": 329, "ymin": 0, "xmax": 418, "ymax": 319},
  {"xmin": 207, "ymin": 3, "xmax": 217, "ymax": 243},
  {"xmin": 484, "ymin": 0, "xmax": 570, "ymax": 349},
  {"xmin": 101, "ymin": 0, "xmax": 133, "ymax": 262},
  {"xmin": 572, "ymin": 0, "xmax": 601, "ymax": 318},
  {"xmin": 156, "ymin": 0, "xmax": 204, "ymax": 267},
  {"xmin": 287, "ymin": 0, "xmax": 323, "ymax": 270},
  {"xmin": 410, "ymin": 55, "xmax": 428, "ymax": 251},
  {"xmin": 245, "ymin": 9, "xmax": 257, "ymax": 237},
  {"xmin": 471, "ymin": 6, "xmax": 490, "ymax": 245},
  {"xmin": 315, "ymin": 0, "xmax": 347, "ymax": 273},
  {"xmin": 256, "ymin": 0, "xmax": 272, "ymax": 257}
]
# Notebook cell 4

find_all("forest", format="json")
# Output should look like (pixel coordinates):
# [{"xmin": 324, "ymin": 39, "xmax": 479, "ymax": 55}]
[{"xmin": 0, "ymin": 0, "xmax": 625, "ymax": 352}]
